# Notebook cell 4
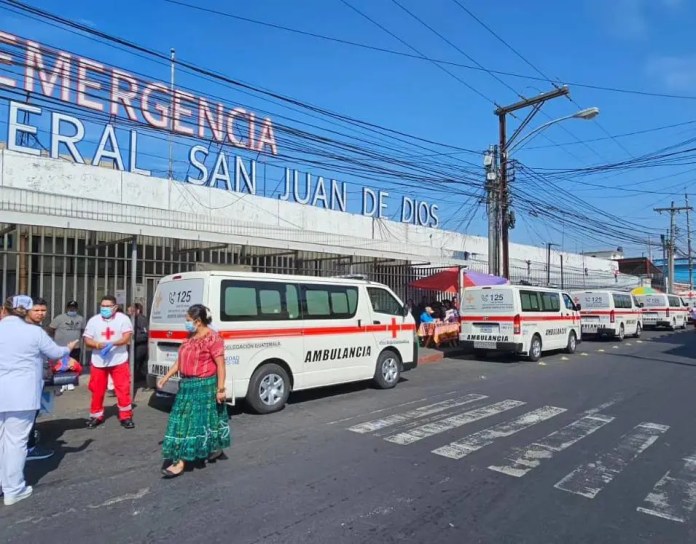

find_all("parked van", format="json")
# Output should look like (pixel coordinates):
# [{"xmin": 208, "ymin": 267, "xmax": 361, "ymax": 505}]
[
  {"xmin": 147, "ymin": 271, "xmax": 417, "ymax": 413},
  {"xmin": 459, "ymin": 285, "xmax": 581, "ymax": 362},
  {"xmin": 634, "ymin": 293, "xmax": 688, "ymax": 330},
  {"xmin": 571, "ymin": 290, "xmax": 642, "ymax": 340}
]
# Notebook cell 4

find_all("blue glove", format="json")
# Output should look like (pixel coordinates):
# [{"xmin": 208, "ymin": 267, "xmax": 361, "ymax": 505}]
[
  {"xmin": 59, "ymin": 354, "xmax": 70, "ymax": 372},
  {"xmin": 99, "ymin": 343, "xmax": 114, "ymax": 357}
]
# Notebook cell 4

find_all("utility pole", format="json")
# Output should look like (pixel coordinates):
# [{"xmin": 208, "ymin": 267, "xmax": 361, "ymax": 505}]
[
  {"xmin": 687, "ymin": 194, "xmax": 693, "ymax": 291},
  {"xmin": 484, "ymin": 146, "xmax": 499, "ymax": 276},
  {"xmin": 546, "ymin": 242, "xmax": 557, "ymax": 286},
  {"xmin": 496, "ymin": 86, "xmax": 570, "ymax": 279},
  {"xmin": 168, "ymin": 48, "xmax": 176, "ymax": 180},
  {"xmin": 655, "ymin": 202, "xmax": 691, "ymax": 293}
]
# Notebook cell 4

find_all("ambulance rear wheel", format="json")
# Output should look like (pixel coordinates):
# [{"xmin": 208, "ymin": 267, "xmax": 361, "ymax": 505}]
[
  {"xmin": 374, "ymin": 350, "xmax": 401, "ymax": 389},
  {"xmin": 528, "ymin": 335, "xmax": 542, "ymax": 362},
  {"xmin": 617, "ymin": 324, "xmax": 625, "ymax": 342},
  {"xmin": 247, "ymin": 363, "xmax": 290, "ymax": 414},
  {"xmin": 565, "ymin": 331, "xmax": 577, "ymax": 354}
]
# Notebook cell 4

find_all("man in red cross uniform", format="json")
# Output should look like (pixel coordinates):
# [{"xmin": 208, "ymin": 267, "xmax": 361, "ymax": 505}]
[{"xmin": 83, "ymin": 295, "xmax": 135, "ymax": 429}]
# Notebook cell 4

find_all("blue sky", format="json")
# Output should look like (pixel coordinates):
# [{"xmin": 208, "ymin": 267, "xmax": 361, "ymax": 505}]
[{"xmin": 2, "ymin": 0, "xmax": 696, "ymax": 256}]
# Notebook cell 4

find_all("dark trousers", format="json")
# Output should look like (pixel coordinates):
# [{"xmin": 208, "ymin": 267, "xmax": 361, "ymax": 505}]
[
  {"xmin": 134, "ymin": 343, "xmax": 148, "ymax": 378},
  {"xmin": 27, "ymin": 410, "xmax": 40, "ymax": 449}
]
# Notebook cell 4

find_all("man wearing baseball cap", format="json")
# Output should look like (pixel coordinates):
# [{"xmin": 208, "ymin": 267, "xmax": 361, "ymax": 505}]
[{"xmin": 49, "ymin": 300, "xmax": 84, "ymax": 363}]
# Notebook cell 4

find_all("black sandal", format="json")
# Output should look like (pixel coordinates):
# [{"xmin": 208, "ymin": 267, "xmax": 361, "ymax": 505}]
[{"xmin": 161, "ymin": 462, "xmax": 185, "ymax": 479}]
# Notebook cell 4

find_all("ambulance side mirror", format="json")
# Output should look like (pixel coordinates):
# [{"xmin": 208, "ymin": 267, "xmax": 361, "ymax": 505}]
[
  {"xmin": 574, "ymin": 304, "xmax": 581, "ymax": 311},
  {"xmin": 402, "ymin": 304, "xmax": 410, "ymax": 317}
]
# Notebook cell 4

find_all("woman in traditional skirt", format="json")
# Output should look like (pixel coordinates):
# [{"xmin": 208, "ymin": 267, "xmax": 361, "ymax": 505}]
[{"xmin": 158, "ymin": 304, "xmax": 230, "ymax": 478}]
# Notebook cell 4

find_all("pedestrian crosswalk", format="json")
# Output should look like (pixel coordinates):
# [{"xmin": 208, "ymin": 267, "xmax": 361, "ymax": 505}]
[{"xmin": 344, "ymin": 393, "xmax": 696, "ymax": 524}]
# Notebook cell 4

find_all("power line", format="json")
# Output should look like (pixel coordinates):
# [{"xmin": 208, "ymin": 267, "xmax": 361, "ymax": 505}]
[
  {"xmin": 339, "ymin": 0, "xmax": 497, "ymax": 106},
  {"xmin": 156, "ymin": 0, "xmax": 696, "ymax": 102}
]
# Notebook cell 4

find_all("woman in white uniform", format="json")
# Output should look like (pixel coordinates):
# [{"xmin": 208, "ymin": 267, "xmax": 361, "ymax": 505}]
[{"xmin": 0, "ymin": 295, "xmax": 78, "ymax": 506}]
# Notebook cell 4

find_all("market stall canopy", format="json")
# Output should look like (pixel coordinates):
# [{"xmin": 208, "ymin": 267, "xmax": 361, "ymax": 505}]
[
  {"xmin": 409, "ymin": 268, "xmax": 508, "ymax": 293},
  {"xmin": 631, "ymin": 286, "xmax": 662, "ymax": 296}
]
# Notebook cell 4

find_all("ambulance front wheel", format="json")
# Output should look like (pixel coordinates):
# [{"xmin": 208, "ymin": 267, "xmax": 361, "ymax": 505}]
[
  {"xmin": 565, "ymin": 331, "xmax": 577, "ymax": 354},
  {"xmin": 247, "ymin": 363, "xmax": 291, "ymax": 414},
  {"xmin": 374, "ymin": 350, "xmax": 401, "ymax": 389},
  {"xmin": 633, "ymin": 322, "xmax": 642, "ymax": 338}
]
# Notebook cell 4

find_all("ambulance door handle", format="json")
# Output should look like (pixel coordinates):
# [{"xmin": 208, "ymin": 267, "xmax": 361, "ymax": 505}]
[{"xmin": 373, "ymin": 320, "xmax": 382, "ymax": 325}]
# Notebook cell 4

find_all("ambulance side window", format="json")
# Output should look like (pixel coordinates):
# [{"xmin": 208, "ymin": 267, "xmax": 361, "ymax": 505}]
[
  {"xmin": 220, "ymin": 280, "xmax": 300, "ymax": 321},
  {"xmin": 541, "ymin": 292, "xmax": 560, "ymax": 312},
  {"xmin": 562, "ymin": 294, "xmax": 575, "ymax": 311},
  {"xmin": 367, "ymin": 288, "xmax": 402, "ymax": 316},
  {"xmin": 520, "ymin": 290, "xmax": 541, "ymax": 312},
  {"xmin": 302, "ymin": 285, "xmax": 359, "ymax": 319}
]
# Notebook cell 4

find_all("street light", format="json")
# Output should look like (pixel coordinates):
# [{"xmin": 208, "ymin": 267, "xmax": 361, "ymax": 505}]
[{"xmin": 507, "ymin": 107, "xmax": 600, "ymax": 154}]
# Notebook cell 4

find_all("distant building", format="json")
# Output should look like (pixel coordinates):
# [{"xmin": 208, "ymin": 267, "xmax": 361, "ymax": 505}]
[
  {"xmin": 582, "ymin": 248, "xmax": 625, "ymax": 260},
  {"xmin": 653, "ymin": 257, "xmax": 694, "ymax": 287}
]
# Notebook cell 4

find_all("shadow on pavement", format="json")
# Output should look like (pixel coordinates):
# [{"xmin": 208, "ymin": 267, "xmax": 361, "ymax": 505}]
[
  {"xmin": 647, "ymin": 330, "xmax": 696, "ymax": 360},
  {"xmin": 25, "ymin": 418, "xmax": 94, "ymax": 486}
]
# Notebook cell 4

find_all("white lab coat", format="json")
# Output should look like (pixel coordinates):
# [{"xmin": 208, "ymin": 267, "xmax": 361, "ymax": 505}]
[{"xmin": 0, "ymin": 316, "xmax": 69, "ymax": 412}]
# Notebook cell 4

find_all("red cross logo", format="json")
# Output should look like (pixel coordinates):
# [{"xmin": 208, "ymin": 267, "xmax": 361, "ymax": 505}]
[
  {"xmin": 102, "ymin": 327, "xmax": 115, "ymax": 341},
  {"xmin": 388, "ymin": 318, "xmax": 400, "ymax": 338}
]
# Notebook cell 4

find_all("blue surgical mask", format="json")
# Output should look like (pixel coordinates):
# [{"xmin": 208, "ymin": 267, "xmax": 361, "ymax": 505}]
[
  {"xmin": 100, "ymin": 307, "xmax": 113, "ymax": 319},
  {"xmin": 184, "ymin": 321, "xmax": 196, "ymax": 333},
  {"xmin": 67, "ymin": 311, "xmax": 77, "ymax": 318}
]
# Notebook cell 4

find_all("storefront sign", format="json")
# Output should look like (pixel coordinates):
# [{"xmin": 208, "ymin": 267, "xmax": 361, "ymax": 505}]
[{"xmin": 0, "ymin": 31, "xmax": 439, "ymax": 228}]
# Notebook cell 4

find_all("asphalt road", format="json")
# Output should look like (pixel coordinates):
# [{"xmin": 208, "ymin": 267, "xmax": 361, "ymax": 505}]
[{"xmin": 2, "ymin": 328, "xmax": 696, "ymax": 543}]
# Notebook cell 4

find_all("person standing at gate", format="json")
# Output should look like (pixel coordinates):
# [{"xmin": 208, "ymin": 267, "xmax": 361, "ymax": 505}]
[
  {"xmin": 0, "ymin": 295, "xmax": 78, "ymax": 506},
  {"xmin": 49, "ymin": 300, "xmax": 84, "ymax": 364},
  {"xmin": 82, "ymin": 295, "xmax": 135, "ymax": 429},
  {"xmin": 128, "ymin": 303, "xmax": 148, "ymax": 379}
]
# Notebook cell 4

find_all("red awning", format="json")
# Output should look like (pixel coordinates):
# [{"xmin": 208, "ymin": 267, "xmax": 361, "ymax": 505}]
[{"xmin": 409, "ymin": 268, "xmax": 507, "ymax": 293}]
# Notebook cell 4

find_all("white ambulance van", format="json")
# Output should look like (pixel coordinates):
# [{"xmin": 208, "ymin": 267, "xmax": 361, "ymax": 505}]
[
  {"xmin": 571, "ymin": 290, "xmax": 642, "ymax": 340},
  {"xmin": 635, "ymin": 293, "xmax": 688, "ymax": 330},
  {"xmin": 147, "ymin": 271, "xmax": 417, "ymax": 413},
  {"xmin": 459, "ymin": 285, "xmax": 581, "ymax": 362}
]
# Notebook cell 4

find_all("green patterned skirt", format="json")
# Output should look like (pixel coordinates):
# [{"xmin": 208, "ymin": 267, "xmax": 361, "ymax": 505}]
[{"xmin": 162, "ymin": 376, "xmax": 231, "ymax": 461}]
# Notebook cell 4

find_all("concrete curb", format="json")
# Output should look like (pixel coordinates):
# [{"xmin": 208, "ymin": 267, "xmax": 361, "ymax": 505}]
[{"xmin": 417, "ymin": 348, "xmax": 470, "ymax": 365}]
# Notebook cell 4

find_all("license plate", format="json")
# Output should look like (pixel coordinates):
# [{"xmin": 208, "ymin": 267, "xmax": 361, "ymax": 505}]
[
  {"xmin": 474, "ymin": 341, "xmax": 496, "ymax": 350},
  {"xmin": 582, "ymin": 324, "xmax": 598, "ymax": 330},
  {"xmin": 584, "ymin": 316, "xmax": 599, "ymax": 322},
  {"xmin": 479, "ymin": 326, "xmax": 494, "ymax": 334}
]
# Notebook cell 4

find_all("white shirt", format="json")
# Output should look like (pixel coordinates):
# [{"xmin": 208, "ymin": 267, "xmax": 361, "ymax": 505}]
[
  {"xmin": 84, "ymin": 312, "xmax": 133, "ymax": 368},
  {"xmin": 0, "ymin": 316, "xmax": 69, "ymax": 412}
]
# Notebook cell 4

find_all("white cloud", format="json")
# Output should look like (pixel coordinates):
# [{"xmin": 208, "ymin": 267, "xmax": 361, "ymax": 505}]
[
  {"xmin": 646, "ymin": 55, "xmax": 696, "ymax": 91},
  {"xmin": 598, "ymin": 0, "xmax": 682, "ymax": 39}
]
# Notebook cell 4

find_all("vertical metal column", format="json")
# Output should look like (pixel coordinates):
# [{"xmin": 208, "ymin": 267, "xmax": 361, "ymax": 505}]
[{"xmin": 130, "ymin": 236, "xmax": 137, "ymax": 397}]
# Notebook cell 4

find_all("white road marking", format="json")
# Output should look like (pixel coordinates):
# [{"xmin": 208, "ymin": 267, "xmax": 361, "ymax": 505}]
[
  {"xmin": 384, "ymin": 400, "xmax": 525, "ymax": 446},
  {"xmin": 432, "ymin": 406, "xmax": 566, "ymax": 460},
  {"xmin": 637, "ymin": 455, "xmax": 696, "ymax": 523},
  {"xmin": 582, "ymin": 394, "xmax": 623, "ymax": 416},
  {"xmin": 88, "ymin": 488, "xmax": 150, "ymax": 509},
  {"xmin": 554, "ymin": 422, "xmax": 669, "ymax": 499},
  {"xmin": 597, "ymin": 349, "xmax": 605, "ymax": 353},
  {"xmin": 327, "ymin": 395, "xmax": 445, "ymax": 425},
  {"xmin": 488, "ymin": 414, "xmax": 614, "ymax": 477},
  {"xmin": 348, "ymin": 394, "xmax": 487, "ymax": 434}
]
